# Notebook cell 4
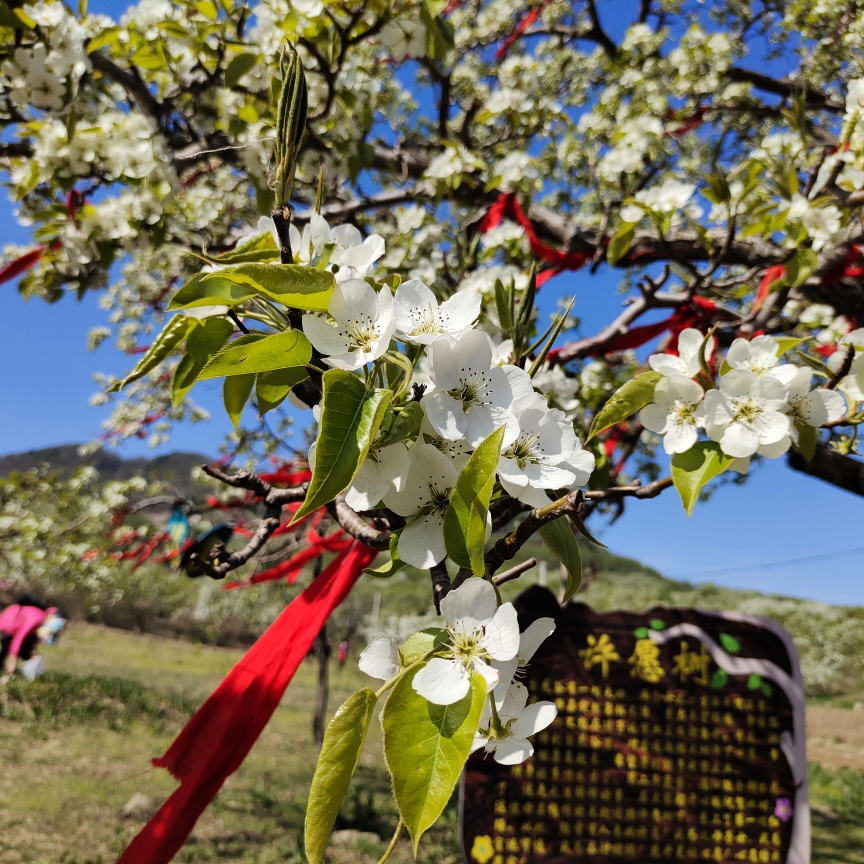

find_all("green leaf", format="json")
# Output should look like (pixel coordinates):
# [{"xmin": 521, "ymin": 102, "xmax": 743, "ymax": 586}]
[
  {"xmin": 710, "ymin": 669, "xmax": 728, "ymax": 689},
  {"xmin": 384, "ymin": 350, "xmax": 414, "ymax": 397},
  {"xmin": 421, "ymin": 2, "xmax": 455, "ymax": 59},
  {"xmin": 443, "ymin": 426, "xmax": 505, "ymax": 573},
  {"xmin": 795, "ymin": 349, "xmax": 832, "ymax": 379},
  {"xmin": 760, "ymin": 681, "xmax": 774, "ymax": 698},
  {"xmin": 304, "ymin": 689, "xmax": 378, "ymax": 864},
  {"xmin": 293, "ymin": 370, "xmax": 392, "ymax": 521},
  {"xmin": 199, "ymin": 329, "xmax": 312, "ymax": 379},
  {"xmin": 794, "ymin": 420, "xmax": 817, "ymax": 460},
  {"xmin": 671, "ymin": 442, "xmax": 732, "ymax": 517},
  {"xmin": 747, "ymin": 673, "xmax": 762, "ymax": 691},
  {"xmin": 169, "ymin": 273, "xmax": 256, "ymax": 310},
  {"xmin": 633, "ymin": 627, "xmax": 649, "ymax": 640},
  {"xmin": 527, "ymin": 296, "xmax": 575, "ymax": 378},
  {"xmin": 568, "ymin": 510, "xmax": 607, "ymax": 548},
  {"xmin": 494, "ymin": 279, "xmax": 513, "ymax": 333},
  {"xmin": 209, "ymin": 231, "xmax": 279, "ymax": 265},
  {"xmin": 607, "ymin": 223, "xmax": 636, "ymax": 266},
  {"xmin": 109, "ymin": 315, "xmax": 193, "ymax": 393},
  {"xmin": 376, "ymin": 402, "xmax": 423, "ymax": 449},
  {"xmin": 649, "ymin": 619, "xmax": 666, "ymax": 631},
  {"xmin": 785, "ymin": 247, "xmax": 819, "ymax": 288},
  {"xmin": 223, "ymin": 374, "xmax": 255, "ymax": 431},
  {"xmin": 172, "ymin": 317, "xmax": 235, "ymax": 406},
  {"xmin": 256, "ymin": 366, "xmax": 309, "ymax": 415},
  {"xmin": 382, "ymin": 665, "xmax": 484, "ymax": 853},
  {"xmin": 587, "ymin": 371, "xmax": 661, "ymax": 441},
  {"xmin": 86, "ymin": 26, "xmax": 122, "ymax": 51},
  {"xmin": 399, "ymin": 628, "xmax": 448, "ymax": 665},
  {"xmin": 539, "ymin": 517, "xmax": 582, "ymax": 602},
  {"xmin": 224, "ymin": 53, "xmax": 259, "ymax": 89},
  {"xmin": 719, "ymin": 633, "xmax": 740, "ymax": 654},
  {"xmin": 775, "ymin": 337, "xmax": 809, "ymax": 356},
  {"xmin": 207, "ymin": 263, "xmax": 335, "ymax": 312},
  {"xmin": 364, "ymin": 533, "xmax": 406, "ymax": 579}
]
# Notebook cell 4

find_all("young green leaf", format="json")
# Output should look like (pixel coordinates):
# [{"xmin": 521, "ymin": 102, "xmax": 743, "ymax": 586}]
[
  {"xmin": 774, "ymin": 337, "xmax": 809, "ymax": 356},
  {"xmin": 443, "ymin": 426, "xmax": 505, "ymax": 573},
  {"xmin": 224, "ymin": 53, "xmax": 259, "ymax": 90},
  {"xmin": 109, "ymin": 314, "xmax": 193, "ymax": 392},
  {"xmin": 363, "ymin": 533, "xmax": 405, "ymax": 579},
  {"xmin": 382, "ymin": 665, "xmax": 485, "ymax": 854},
  {"xmin": 172, "ymin": 317, "xmax": 236, "ymax": 406},
  {"xmin": 539, "ymin": 517, "xmax": 582, "ymax": 602},
  {"xmin": 399, "ymin": 627, "xmax": 448, "ymax": 665},
  {"xmin": 587, "ymin": 371, "xmax": 661, "ymax": 441},
  {"xmin": 293, "ymin": 370, "xmax": 392, "ymax": 521},
  {"xmin": 494, "ymin": 278, "xmax": 513, "ymax": 333},
  {"xmin": 794, "ymin": 420, "xmax": 817, "ymax": 461},
  {"xmin": 305, "ymin": 688, "xmax": 378, "ymax": 864},
  {"xmin": 568, "ymin": 510, "xmax": 607, "ymax": 548},
  {"xmin": 795, "ymin": 349, "xmax": 832, "ymax": 378},
  {"xmin": 256, "ymin": 366, "xmax": 309, "ymax": 415},
  {"xmin": 207, "ymin": 263, "xmax": 335, "ymax": 312},
  {"xmin": 199, "ymin": 329, "xmax": 312, "ymax": 379},
  {"xmin": 670, "ymin": 441, "xmax": 732, "ymax": 516},
  {"xmin": 223, "ymin": 374, "xmax": 255, "ymax": 430},
  {"xmin": 376, "ymin": 402, "xmax": 423, "ymax": 449},
  {"xmin": 606, "ymin": 222, "xmax": 636, "ymax": 266},
  {"xmin": 527, "ymin": 296, "xmax": 574, "ymax": 378},
  {"xmin": 168, "ymin": 273, "xmax": 256, "ymax": 310}
]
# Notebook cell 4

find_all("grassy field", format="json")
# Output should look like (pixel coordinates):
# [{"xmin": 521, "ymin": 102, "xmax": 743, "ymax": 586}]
[{"xmin": 1, "ymin": 622, "xmax": 863, "ymax": 864}]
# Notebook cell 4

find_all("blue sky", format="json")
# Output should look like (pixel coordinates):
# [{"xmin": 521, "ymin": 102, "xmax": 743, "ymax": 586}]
[{"xmin": 1, "ymin": 0, "xmax": 863, "ymax": 605}]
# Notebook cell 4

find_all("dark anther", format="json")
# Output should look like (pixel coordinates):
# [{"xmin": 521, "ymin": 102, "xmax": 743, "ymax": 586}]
[{"xmin": 411, "ymin": 382, "xmax": 427, "ymax": 402}]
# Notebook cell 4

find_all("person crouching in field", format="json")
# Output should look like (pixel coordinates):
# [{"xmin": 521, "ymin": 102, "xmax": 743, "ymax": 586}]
[{"xmin": 0, "ymin": 594, "xmax": 66, "ymax": 684}]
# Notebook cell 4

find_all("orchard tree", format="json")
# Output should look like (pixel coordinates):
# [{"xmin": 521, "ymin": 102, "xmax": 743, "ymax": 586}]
[{"xmin": 3, "ymin": 0, "xmax": 864, "ymax": 860}]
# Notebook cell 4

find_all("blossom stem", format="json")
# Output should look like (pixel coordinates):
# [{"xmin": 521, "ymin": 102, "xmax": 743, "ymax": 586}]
[{"xmin": 375, "ymin": 819, "xmax": 403, "ymax": 864}]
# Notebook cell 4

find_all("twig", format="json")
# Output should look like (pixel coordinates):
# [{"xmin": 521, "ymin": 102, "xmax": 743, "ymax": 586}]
[
  {"xmin": 327, "ymin": 494, "xmax": 391, "ymax": 549},
  {"xmin": 583, "ymin": 477, "xmax": 673, "ymax": 500},
  {"xmin": 492, "ymin": 558, "xmax": 537, "ymax": 587},
  {"xmin": 822, "ymin": 344, "xmax": 854, "ymax": 390},
  {"xmin": 430, "ymin": 561, "xmax": 451, "ymax": 613}
]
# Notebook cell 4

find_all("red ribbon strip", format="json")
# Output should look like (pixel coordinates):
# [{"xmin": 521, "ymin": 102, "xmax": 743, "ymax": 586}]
[
  {"xmin": 0, "ymin": 247, "xmax": 46, "ymax": 284},
  {"xmin": 117, "ymin": 540, "xmax": 377, "ymax": 864},
  {"xmin": 495, "ymin": 0, "xmax": 552, "ymax": 61}
]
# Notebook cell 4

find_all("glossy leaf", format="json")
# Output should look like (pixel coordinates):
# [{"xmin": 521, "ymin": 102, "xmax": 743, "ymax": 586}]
[
  {"xmin": 199, "ymin": 329, "xmax": 312, "ymax": 379},
  {"xmin": 293, "ymin": 370, "xmax": 392, "ymax": 521},
  {"xmin": 587, "ymin": 371, "xmax": 661, "ymax": 441},
  {"xmin": 363, "ymin": 532, "xmax": 405, "ymax": 579},
  {"xmin": 225, "ymin": 53, "xmax": 259, "ymax": 89},
  {"xmin": 207, "ymin": 263, "xmax": 334, "ymax": 311},
  {"xmin": 399, "ymin": 628, "xmax": 448, "ymax": 665},
  {"xmin": 110, "ymin": 314, "xmax": 193, "ymax": 392},
  {"xmin": 671, "ymin": 441, "xmax": 732, "ymax": 516},
  {"xmin": 256, "ymin": 366, "xmax": 309, "ymax": 415},
  {"xmin": 208, "ymin": 230, "xmax": 279, "ymax": 264},
  {"xmin": 568, "ymin": 509, "xmax": 607, "ymax": 548},
  {"xmin": 606, "ymin": 222, "xmax": 636, "ymax": 266},
  {"xmin": 376, "ymin": 402, "xmax": 424, "ymax": 449},
  {"xmin": 539, "ymin": 517, "xmax": 582, "ymax": 602},
  {"xmin": 443, "ymin": 426, "xmax": 505, "ymax": 573},
  {"xmin": 305, "ymin": 688, "xmax": 378, "ymax": 864},
  {"xmin": 382, "ymin": 665, "xmax": 484, "ymax": 853},
  {"xmin": 172, "ymin": 317, "xmax": 236, "ymax": 406},
  {"xmin": 223, "ymin": 374, "xmax": 255, "ymax": 430},
  {"xmin": 775, "ymin": 337, "xmax": 809, "ymax": 356},
  {"xmin": 169, "ymin": 273, "xmax": 256, "ymax": 310}
]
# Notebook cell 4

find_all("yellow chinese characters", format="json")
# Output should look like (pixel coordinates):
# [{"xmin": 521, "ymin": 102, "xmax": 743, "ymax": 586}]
[
  {"xmin": 629, "ymin": 638, "xmax": 665, "ymax": 683},
  {"xmin": 579, "ymin": 633, "xmax": 621, "ymax": 677},
  {"xmin": 672, "ymin": 640, "xmax": 711, "ymax": 685}
]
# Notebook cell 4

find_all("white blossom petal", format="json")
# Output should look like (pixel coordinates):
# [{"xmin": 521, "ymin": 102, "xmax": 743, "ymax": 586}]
[
  {"xmin": 412, "ymin": 657, "xmax": 471, "ymax": 705},
  {"xmin": 358, "ymin": 637, "xmax": 401, "ymax": 680}
]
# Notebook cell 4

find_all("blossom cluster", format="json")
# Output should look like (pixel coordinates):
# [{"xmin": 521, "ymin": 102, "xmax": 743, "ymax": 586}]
[
  {"xmin": 359, "ymin": 579, "xmax": 558, "ymax": 765},
  {"xmin": 640, "ymin": 329, "xmax": 846, "ymax": 470},
  {"xmin": 292, "ymin": 217, "xmax": 594, "ymax": 569}
]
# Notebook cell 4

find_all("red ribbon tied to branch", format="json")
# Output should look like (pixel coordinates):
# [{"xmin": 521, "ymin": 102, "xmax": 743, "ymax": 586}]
[
  {"xmin": 495, "ymin": 0, "xmax": 553, "ymax": 61},
  {"xmin": 117, "ymin": 539, "xmax": 377, "ymax": 864}
]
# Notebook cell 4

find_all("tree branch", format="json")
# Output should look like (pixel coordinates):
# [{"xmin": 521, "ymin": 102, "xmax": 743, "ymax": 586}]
[
  {"xmin": 585, "ymin": 0, "xmax": 618, "ymax": 57},
  {"xmin": 788, "ymin": 444, "xmax": 864, "ymax": 497},
  {"xmin": 583, "ymin": 477, "xmax": 673, "ymax": 500},
  {"xmin": 327, "ymin": 494, "xmax": 391, "ymax": 548},
  {"xmin": 725, "ymin": 66, "xmax": 844, "ymax": 113},
  {"xmin": 89, "ymin": 51, "xmax": 165, "ymax": 126},
  {"xmin": 492, "ymin": 557, "xmax": 537, "ymax": 587},
  {"xmin": 823, "ymin": 344, "xmax": 854, "ymax": 390}
]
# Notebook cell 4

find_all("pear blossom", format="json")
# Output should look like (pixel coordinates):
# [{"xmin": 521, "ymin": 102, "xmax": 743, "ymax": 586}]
[
  {"xmin": 703, "ymin": 370, "xmax": 790, "ymax": 458},
  {"xmin": 497, "ymin": 393, "xmax": 592, "ymax": 508},
  {"xmin": 380, "ymin": 19, "xmax": 426, "ymax": 60},
  {"xmin": 344, "ymin": 442, "xmax": 410, "ymax": 512},
  {"xmin": 411, "ymin": 579, "xmax": 520, "ymax": 705},
  {"xmin": 620, "ymin": 179, "xmax": 697, "ymax": 222},
  {"xmin": 725, "ymin": 335, "xmax": 780, "ymax": 378},
  {"xmin": 648, "ymin": 328, "xmax": 712, "ymax": 378},
  {"xmin": 775, "ymin": 366, "xmax": 845, "ymax": 434},
  {"xmin": 422, "ymin": 330, "xmax": 532, "ymax": 446},
  {"xmin": 419, "ymin": 416, "xmax": 473, "ymax": 469},
  {"xmin": 471, "ymin": 682, "xmax": 558, "ymax": 765},
  {"xmin": 383, "ymin": 443, "xmax": 460, "ymax": 568},
  {"xmin": 329, "ymin": 224, "xmax": 386, "ymax": 278},
  {"xmin": 490, "ymin": 617, "xmax": 556, "ymax": 702},
  {"xmin": 640, "ymin": 375, "xmax": 706, "ymax": 454},
  {"xmin": 393, "ymin": 279, "xmax": 481, "ymax": 344},
  {"xmin": 302, "ymin": 279, "xmax": 395, "ymax": 370},
  {"xmin": 358, "ymin": 636, "xmax": 402, "ymax": 681}
]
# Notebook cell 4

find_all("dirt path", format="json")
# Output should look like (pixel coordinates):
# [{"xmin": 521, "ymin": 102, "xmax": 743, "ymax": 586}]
[{"xmin": 807, "ymin": 705, "xmax": 864, "ymax": 770}]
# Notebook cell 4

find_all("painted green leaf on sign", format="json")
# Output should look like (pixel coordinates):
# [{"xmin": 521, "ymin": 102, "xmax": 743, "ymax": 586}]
[
  {"xmin": 671, "ymin": 441, "xmax": 732, "ymax": 516},
  {"xmin": 587, "ymin": 371, "xmax": 661, "ymax": 441},
  {"xmin": 383, "ymin": 666, "xmax": 484, "ymax": 854},
  {"xmin": 649, "ymin": 619, "xmax": 666, "ymax": 631},
  {"xmin": 710, "ymin": 668, "xmax": 728, "ymax": 689},
  {"xmin": 110, "ymin": 314, "xmax": 193, "ymax": 392},
  {"xmin": 199, "ymin": 328, "xmax": 312, "ymax": 379},
  {"xmin": 443, "ymin": 426, "xmax": 505, "ymax": 574},
  {"xmin": 304, "ymin": 688, "xmax": 378, "ymax": 864},
  {"xmin": 205, "ymin": 263, "xmax": 335, "ymax": 312},
  {"xmin": 719, "ymin": 633, "xmax": 740, "ymax": 654},
  {"xmin": 293, "ymin": 370, "xmax": 391, "ymax": 521},
  {"xmin": 172, "ymin": 317, "xmax": 236, "ymax": 406},
  {"xmin": 256, "ymin": 366, "xmax": 309, "ymax": 415},
  {"xmin": 633, "ymin": 627, "xmax": 649, "ymax": 640},
  {"xmin": 539, "ymin": 516, "xmax": 582, "ymax": 602},
  {"xmin": 747, "ymin": 673, "xmax": 762, "ymax": 691},
  {"xmin": 223, "ymin": 374, "xmax": 255, "ymax": 430}
]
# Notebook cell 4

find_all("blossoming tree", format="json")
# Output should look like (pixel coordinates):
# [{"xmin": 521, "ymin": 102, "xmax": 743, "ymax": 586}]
[{"xmin": 3, "ymin": 0, "xmax": 864, "ymax": 860}]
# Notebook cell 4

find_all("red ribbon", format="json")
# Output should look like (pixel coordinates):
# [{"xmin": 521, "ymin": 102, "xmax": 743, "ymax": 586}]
[
  {"xmin": 117, "ymin": 540, "xmax": 377, "ymax": 864},
  {"xmin": 495, "ymin": 0, "xmax": 552, "ymax": 61},
  {"xmin": 0, "ymin": 247, "xmax": 46, "ymax": 284}
]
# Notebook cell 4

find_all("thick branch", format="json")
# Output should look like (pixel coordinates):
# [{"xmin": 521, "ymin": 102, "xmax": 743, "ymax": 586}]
[
  {"xmin": 327, "ymin": 494, "xmax": 391, "ymax": 548},
  {"xmin": 585, "ymin": 0, "xmax": 618, "ymax": 57},
  {"xmin": 292, "ymin": 190, "xmax": 416, "ymax": 225},
  {"xmin": 788, "ymin": 444, "xmax": 864, "ymax": 497},
  {"xmin": 89, "ymin": 51, "xmax": 165, "ymax": 126},
  {"xmin": 725, "ymin": 66, "xmax": 844, "ymax": 114}
]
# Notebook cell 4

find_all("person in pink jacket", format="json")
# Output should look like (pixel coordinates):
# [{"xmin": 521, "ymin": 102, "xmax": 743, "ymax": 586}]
[{"xmin": 0, "ymin": 601, "xmax": 65, "ymax": 680}]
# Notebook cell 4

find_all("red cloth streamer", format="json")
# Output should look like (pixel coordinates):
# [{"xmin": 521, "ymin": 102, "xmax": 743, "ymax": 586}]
[
  {"xmin": 495, "ymin": 0, "xmax": 552, "ymax": 61},
  {"xmin": 0, "ymin": 247, "xmax": 46, "ymax": 284},
  {"xmin": 479, "ymin": 193, "xmax": 589, "ymax": 278},
  {"xmin": 118, "ymin": 540, "xmax": 377, "ymax": 864},
  {"xmin": 754, "ymin": 264, "xmax": 785, "ymax": 311}
]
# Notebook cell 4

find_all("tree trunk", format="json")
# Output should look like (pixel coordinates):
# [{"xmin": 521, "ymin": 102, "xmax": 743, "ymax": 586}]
[{"xmin": 313, "ymin": 623, "xmax": 330, "ymax": 747}]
